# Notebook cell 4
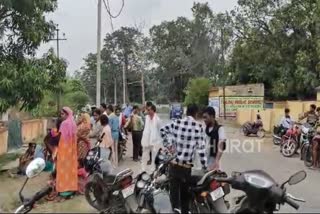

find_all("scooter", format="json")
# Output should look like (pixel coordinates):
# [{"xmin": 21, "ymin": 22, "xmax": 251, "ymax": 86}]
[
  {"xmin": 14, "ymin": 158, "xmax": 52, "ymax": 214},
  {"xmin": 215, "ymin": 170, "xmax": 306, "ymax": 213},
  {"xmin": 241, "ymin": 120, "xmax": 265, "ymax": 138}
]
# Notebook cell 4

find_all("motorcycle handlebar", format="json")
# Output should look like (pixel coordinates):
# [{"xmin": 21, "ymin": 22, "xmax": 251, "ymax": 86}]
[
  {"xmin": 24, "ymin": 186, "xmax": 52, "ymax": 207},
  {"xmin": 215, "ymin": 177, "xmax": 233, "ymax": 183},
  {"xmin": 284, "ymin": 195, "xmax": 300, "ymax": 210}
]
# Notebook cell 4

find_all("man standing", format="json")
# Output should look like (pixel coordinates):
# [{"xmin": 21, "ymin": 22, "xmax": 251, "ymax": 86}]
[
  {"xmin": 299, "ymin": 104, "xmax": 318, "ymax": 126},
  {"xmin": 107, "ymin": 105, "xmax": 120, "ymax": 167},
  {"xmin": 145, "ymin": 101, "xmax": 153, "ymax": 165},
  {"xmin": 141, "ymin": 104, "xmax": 162, "ymax": 172},
  {"xmin": 160, "ymin": 104, "xmax": 207, "ymax": 213},
  {"xmin": 202, "ymin": 106, "xmax": 226, "ymax": 170},
  {"xmin": 125, "ymin": 106, "xmax": 144, "ymax": 162},
  {"xmin": 101, "ymin": 103, "xmax": 108, "ymax": 115}
]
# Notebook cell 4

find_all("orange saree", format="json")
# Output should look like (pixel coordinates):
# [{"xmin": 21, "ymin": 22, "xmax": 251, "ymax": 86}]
[{"xmin": 56, "ymin": 107, "xmax": 78, "ymax": 193}]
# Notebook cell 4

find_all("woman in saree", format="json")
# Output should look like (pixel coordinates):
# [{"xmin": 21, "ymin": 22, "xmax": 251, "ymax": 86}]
[
  {"xmin": 55, "ymin": 107, "xmax": 78, "ymax": 199},
  {"xmin": 76, "ymin": 112, "xmax": 91, "ymax": 167}
]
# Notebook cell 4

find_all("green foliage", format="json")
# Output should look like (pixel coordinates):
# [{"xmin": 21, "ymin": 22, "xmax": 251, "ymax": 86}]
[
  {"xmin": 32, "ymin": 79, "xmax": 89, "ymax": 117},
  {"xmin": 184, "ymin": 77, "xmax": 211, "ymax": 107},
  {"xmin": 0, "ymin": 0, "xmax": 63, "ymax": 113}
]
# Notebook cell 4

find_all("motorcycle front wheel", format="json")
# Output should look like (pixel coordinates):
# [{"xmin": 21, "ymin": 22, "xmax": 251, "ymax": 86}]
[
  {"xmin": 303, "ymin": 144, "xmax": 313, "ymax": 167},
  {"xmin": 281, "ymin": 139, "xmax": 298, "ymax": 157},
  {"xmin": 14, "ymin": 205, "xmax": 32, "ymax": 214}
]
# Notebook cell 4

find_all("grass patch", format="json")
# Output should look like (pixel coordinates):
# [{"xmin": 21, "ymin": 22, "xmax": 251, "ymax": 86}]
[{"xmin": 0, "ymin": 153, "xmax": 20, "ymax": 170}]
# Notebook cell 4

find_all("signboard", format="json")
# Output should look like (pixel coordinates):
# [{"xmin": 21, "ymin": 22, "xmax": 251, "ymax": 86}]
[
  {"xmin": 219, "ymin": 96, "xmax": 263, "ymax": 117},
  {"xmin": 208, "ymin": 97, "xmax": 220, "ymax": 116}
]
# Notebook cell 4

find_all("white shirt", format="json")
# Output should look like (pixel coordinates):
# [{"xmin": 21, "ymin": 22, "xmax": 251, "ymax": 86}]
[{"xmin": 279, "ymin": 116, "xmax": 294, "ymax": 129}]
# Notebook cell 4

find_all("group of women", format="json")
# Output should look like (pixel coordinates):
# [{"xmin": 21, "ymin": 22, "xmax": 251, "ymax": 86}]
[{"xmin": 44, "ymin": 106, "xmax": 116, "ymax": 201}]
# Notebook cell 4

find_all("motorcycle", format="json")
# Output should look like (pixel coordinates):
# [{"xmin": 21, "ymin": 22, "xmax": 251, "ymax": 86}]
[
  {"xmin": 84, "ymin": 133, "xmax": 135, "ymax": 213},
  {"xmin": 118, "ymin": 132, "xmax": 127, "ymax": 162},
  {"xmin": 281, "ymin": 123, "xmax": 315, "ymax": 158},
  {"xmin": 14, "ymin": 158, "xmax": 52, "ymax": 214},
  {"xmin": 215, "ymin": 170, "xmax": 307, "ymax": 213},
  {"xmin": 153, "ymin": 148, "xmax": 231, "ymax": 213},
  {"xmin": 301, "ymin": 133, "xmax": 320, "ymax": 168},
  {"xmin": 272, "ymin": 125, "xmax": 287, "ymax": 145},
  {"xmin": 134, "ymin": 155, "xmax": 176, "ymax": 213},
  {"xmin": 241, "ymin": 120, "xmax": 265, "ymax": 138}
]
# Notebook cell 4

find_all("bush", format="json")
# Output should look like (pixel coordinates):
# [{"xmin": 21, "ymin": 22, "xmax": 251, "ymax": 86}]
[{"xmin": 184, "ymin": 77, "xmax": 211, "ymax": 107}]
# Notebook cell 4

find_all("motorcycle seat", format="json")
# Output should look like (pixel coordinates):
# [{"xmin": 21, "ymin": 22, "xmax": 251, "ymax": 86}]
[{"xmin": 103, "ymin": 174, "xmax": 116, "ymax": 184}]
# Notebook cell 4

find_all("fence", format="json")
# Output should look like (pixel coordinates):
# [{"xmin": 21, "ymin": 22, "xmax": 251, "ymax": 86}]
[
  {"xmin": 0, "ymin": 119, "xmax": 48, "ymax": 155},
  {"xmin": 0, "ymin": 127, "xmax": 8, "ymax": 155}
]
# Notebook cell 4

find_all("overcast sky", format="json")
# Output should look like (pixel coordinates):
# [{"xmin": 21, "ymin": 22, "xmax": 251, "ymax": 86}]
[{"xmin": 37, "ymin": 0, "xmax": 238, "ymax": 74}]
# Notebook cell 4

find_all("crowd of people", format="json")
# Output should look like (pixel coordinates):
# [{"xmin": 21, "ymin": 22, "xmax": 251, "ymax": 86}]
[
  {"xmin": 17, "ymin": 101, "xmax": 228, "ymax": 211},
  {"xmin": 278, "ymin": 104, "xmax": 320, "ymax": 169}
]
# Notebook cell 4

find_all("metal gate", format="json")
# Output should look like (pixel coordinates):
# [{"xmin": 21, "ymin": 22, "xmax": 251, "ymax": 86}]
[{"xmin": 7, "ymin": 120, "xmax": 22, "ymax": 150}]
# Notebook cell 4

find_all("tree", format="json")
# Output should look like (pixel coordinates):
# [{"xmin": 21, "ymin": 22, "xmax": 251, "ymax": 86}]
[
  {"xmin": 0, "ymin": 0, "xmax": 64, "ymax": 113},
  {"xmin": 228, "ymin": 0, "xmax": 320, "ymax": 99},
  {"xmin": 184, "ymin": 77, "xmax": 211, "ymax": 107},
  {"xmin": 32, "ymin": 78, "xmax": 89, "ymax": 117}
]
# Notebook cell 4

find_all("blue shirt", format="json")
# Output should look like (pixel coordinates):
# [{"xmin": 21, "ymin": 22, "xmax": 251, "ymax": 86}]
[
  {"xmin": 109, "ymin": 113, "xmax": 120, "ymax": 141},
  {"xmin": 123, "ymin": 106, "xmax": 133, "ymax": 118}
]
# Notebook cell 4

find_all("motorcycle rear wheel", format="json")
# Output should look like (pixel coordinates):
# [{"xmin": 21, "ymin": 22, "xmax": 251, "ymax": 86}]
[
  {"xmin": 281, "ymin": 140, "xmax": 298, "ymax": 157},
  {"xmin": 257, "ymin": 129, "xmax": 265, "ymax": 138},
  {"xmin": 303, "ymin": 145, "xmax": 313, "ymax": 167}
]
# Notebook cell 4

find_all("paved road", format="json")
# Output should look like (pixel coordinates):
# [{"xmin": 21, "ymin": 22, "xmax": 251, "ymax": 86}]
[{"xmin": 6, "ymin": 114, "xmax": 318, "ymax": 213}]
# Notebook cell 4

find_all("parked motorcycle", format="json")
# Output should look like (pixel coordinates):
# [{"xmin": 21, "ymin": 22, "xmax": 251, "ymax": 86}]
[
  {"xmin": 118, "ymin": 132, "xmax": 127, "ymax": 162},
  {"xmin": 281, "ymin": 123, "xmax": 315, "ymax": 158},
  {"xmin": 154, "ymin": 148, "xmax": 231, "ymax": 213},
  {"xmin": 14, "ymin": 158, "xmax": 52, "ymax": 214},
  {"xmin": 272, "ymin": 125, "xmax": 287, "ymax": 145},
  {"xmin": 84, "ymin": 133, "xmax": 135, "ymax": 213},
  {"xmin": 215, "ymin": 170, "xmax": 307, "ymax": 213},
  {"xmin": 241, "ymin": 120, "xmax": 265, "ymax": 138},
  {"xmin": 135, "ymin": 156, "xmax": 176, "ymax": 213}
]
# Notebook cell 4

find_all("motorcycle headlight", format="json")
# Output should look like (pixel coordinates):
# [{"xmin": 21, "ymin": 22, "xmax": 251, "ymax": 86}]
[
  {"xmin": 137, "ymin": 180, "xmax": 146, "ymax": 189},
  {"xmin": 88, "ymin": 151, "xmax": 94, "ymax": 156},
  {"xmin": 141, "ymin": 173, "xmax": 151, "ymax": 181}
]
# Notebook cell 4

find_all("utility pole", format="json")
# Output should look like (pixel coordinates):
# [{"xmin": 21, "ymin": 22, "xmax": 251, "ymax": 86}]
[
  {"xmin": 141, "ymin": 70, "xmax": 145, "ymax": 104},
  {"xmin": 49, "ymin": 25, "xmax": 67, "ymax": 114},
  {"xmin": 114, "ymin": 77, "xmax": 117, "ymax": 105},
  {"xmin": 96, "ymin": 0, "xmax": 102, "ymax": 107},
  {"xmin": 122, "ymin": 63, "xmax": 126, "ymax": 105},
  {"xmin": 221, "ymin": 27, "xmax": 226, "ymax": 120}
]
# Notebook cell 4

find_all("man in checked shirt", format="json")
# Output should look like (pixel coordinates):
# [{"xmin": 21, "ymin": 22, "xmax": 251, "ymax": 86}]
[{"xmin": 160, "ymin": 104, "xmax": 207, "ymax": 213}]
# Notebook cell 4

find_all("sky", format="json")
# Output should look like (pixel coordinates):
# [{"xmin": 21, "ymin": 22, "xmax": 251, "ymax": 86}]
[{"xmin": 37, "ymin": 0, "xmax": 238, "ymax": 74}]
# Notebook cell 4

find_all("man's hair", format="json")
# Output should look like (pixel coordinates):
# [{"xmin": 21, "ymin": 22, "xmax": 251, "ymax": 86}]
[
  {"xmin": 133, "ymin": 105, "xmax": 139, "ymax": 110},
  {"xmin": 94, "ymin": 109, "xmax": 102, "ymax": 115},
  {"xmin": 186, "ymin": 104, "xmax": 199, "ymax": 117},
  {"xmin": 311, "ymin": 104, "xmax": 317, "ymax": 110},
  {"xmin": 107, "ymin": 104, "xmax": 114, "ymax": 112},
  {"xmin": 150, "ymin": 104, "xmax": 156, "ymax": 112},
  {"xmin": 285, "ymin": 108, "xmax": 290, "ymax": 114},
  {"xmin": 203, "ymin": 106, "xmax": 216, "ymax": 117},
  {"xmin": 100, "ymin": 114, "xmax": 109, "ymax": 126},
  {"xmin": 146, "ymin": 101, "xmax": 153, "ymax": 107},
  {"xmin": 101, "ymin": 103, "xmax": 107, "ymax": 109},
  {"xmin": 115, "ymin": 106, "xmax": 121, "ymax": 112}
]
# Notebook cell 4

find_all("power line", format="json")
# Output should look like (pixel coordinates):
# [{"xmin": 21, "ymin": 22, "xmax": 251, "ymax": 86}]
[
  {"xmin": 105, "ymin": 0, "xmax": 114, "ymax": 32},
  {"xmin": 102, "ymin": 0, "xmax": 124, "ymax": 19}
]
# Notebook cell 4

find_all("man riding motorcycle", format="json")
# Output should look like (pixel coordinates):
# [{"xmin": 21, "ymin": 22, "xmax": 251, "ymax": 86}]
[{"xmin": 278, "ymin": 108, "xmax": 295, "ymax": 134}]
